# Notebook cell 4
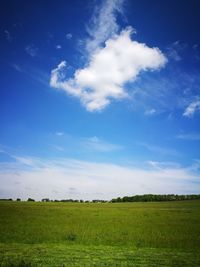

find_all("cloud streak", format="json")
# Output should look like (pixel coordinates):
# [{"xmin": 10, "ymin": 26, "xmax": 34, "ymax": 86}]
[
  {"xmin": 0, "ymin": 156, "xmax": 199, "ymax": 200},
  {"xmin": 183, "ymin": 98, "xmax": 200, "ymax": 117},
  {"xmin": 176, "ymin": 133, "xmax": 200, "ymax": 141},
  {"xmin": 138, "ymin": 142, "xmax": 181, "ymax": 157},
  {"xmin": 83, "ymin": 136, "xmax": 122, "ymax": 152}
]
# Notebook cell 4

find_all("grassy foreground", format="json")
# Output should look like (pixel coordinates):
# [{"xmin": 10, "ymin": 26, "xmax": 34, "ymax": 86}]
[{"xmin": 0, "ymin": 200, "xmax": 200, "ymax": 266}]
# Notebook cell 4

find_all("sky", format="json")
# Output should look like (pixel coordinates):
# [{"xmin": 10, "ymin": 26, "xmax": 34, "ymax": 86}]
[{"xmin": 0, "ymin": 0, "xmax": 200, "ymax": 200}]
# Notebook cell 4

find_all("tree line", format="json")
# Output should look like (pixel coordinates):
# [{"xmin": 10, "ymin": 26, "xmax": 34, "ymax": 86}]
[
  {"xmin": 0, "ymin": 194, "xmax": 200, "ymax": 203},
  {"xmin": 111, "ymin": 194, "xmax": 200, "ymax": 202}
]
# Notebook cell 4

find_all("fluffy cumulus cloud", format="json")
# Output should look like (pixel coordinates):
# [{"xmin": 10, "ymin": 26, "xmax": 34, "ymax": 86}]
[
  {"xmin": 50, "ymin": 28, "xmax": 166, "ymax": 111},
  {"xmin": 183, "ymin": 98, "xmax": 200, "ymax": 117},
  {"xmin": 50, "ymin": 0, "xmax": 167, "ymax": 111}
]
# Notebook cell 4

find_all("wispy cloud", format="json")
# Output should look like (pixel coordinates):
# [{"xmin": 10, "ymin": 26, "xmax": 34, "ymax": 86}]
[
  {"xmin": 85, "ymin": 0, "xmax": 124, "ymax": 53},
  {"xmin": 53, "ymin": 133, "xmax": 122, "ymax": 153},
  {"xmin": 13, "ymin": 156, "xmax": 37, "ymax": 167},
  {"xmin": 10, "ymin": 63, "xmax": 23, "ymax": 72},
  {"xmin": 4, "ymin": 30, "xmax": 12, "ymax": 42},
  {"xmin": 25, "ymin": 44, "xmax": 38, "ymax": 57},
  {"xmin": 189, "ymin": 159, "xmax": 200, "ymax": 172},
  {"xmin": 176, "ymin": 133, "xmax": 200, "ymax": 140},
  {"xmin": 144, "ymin": 108, "xmax": 156, "ymax": 116},
  {"xmin": 147, "ymin": 160, "xmax": 181, "ymax": 170},
  {"xmin": 50, "ymin": 145, "xmax": 65, "ymax": 152},
  {"xmin": 9, "ymin": 63, "xmax": 49, "ymax": 87},
  {"xmin": 183, "ymin": 97, "xmax": 200, "ymax": 117},
  {"xmin": 138, "ymin": 142, "xmax": 181, "ymax": 157},
  {"xmin": 55, "ymin": 132, "xmax": 64, "ymax": 136},
  {"xmin": 83, "ymin": 136, "xmax": 122, "ymax": 152},
  {"xmin": 128, "ymin": 65, "xmax": 200, "ymax": 116},
  {"xmin": 166, "ymin": 41, "xmax": 186, "ymax": 62},
  {"xmin": 56, "ymin": 44, "xmax": 62, "ymax": 49},
  {"xmin": 50, "ymin": 0, "xmax": 167, "ymax": 112},
  {"xmin": 0, "ymin": 155, "xmax": 199, "ymax": 200}
]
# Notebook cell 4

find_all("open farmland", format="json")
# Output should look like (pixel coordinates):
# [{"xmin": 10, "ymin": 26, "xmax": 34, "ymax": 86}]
[{"xmin": 0, "ymin": 200, "xmax": 200, "ymax": 266}]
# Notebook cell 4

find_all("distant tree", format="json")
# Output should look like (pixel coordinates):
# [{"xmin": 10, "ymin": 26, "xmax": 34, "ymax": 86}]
[
  {"xmin": 27, "ymin": 198, "xmax": 35, "ymax": 202},
  {"xmin": 42, "ymin": 198, "xmax": 50, "ymax": 202},
  {"xmin": 111, "ymin": 194, "xmax": 200, "ymax": 203},
  {"xmin": 16, "ymin": 198, "xmax": 21, "ymax": 201}
]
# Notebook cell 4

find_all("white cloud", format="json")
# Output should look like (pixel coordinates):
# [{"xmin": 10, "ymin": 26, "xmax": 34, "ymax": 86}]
[
  {"xmin": 183, "ymin": 98, "xmax": 200, "ymax": 117},
  {"xmin": 50, "ymin": 27, "xmax": 167, "ymax": 111},
  {"xmin": 50, "ymin": 0, "xmax": 167, "ymax": 112},
  {"xmin": 56, "ymin": 44, "xmax": 62, "ymax": 49},
  {"xmin": 66, "ymin": 33, "xmax": 72, "ymax": 40},
  {"xmin": 0, "ymin": 156, "xmax": 199, "ymax": 200}
]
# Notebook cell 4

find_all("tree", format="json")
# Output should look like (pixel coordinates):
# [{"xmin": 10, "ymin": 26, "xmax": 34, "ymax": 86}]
[
  {"xmin": 42, "ymin": 198, "xmax": 50, "ymax": 202},
  {"xmin": 27, "ymin": 198, "xmax": 35, "ymax": 202}
]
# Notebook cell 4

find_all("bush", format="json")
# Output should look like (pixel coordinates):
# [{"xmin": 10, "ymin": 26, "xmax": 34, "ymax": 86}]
[{"xmin": 66, "ymin": 233, "xmax": 77, "ymax": 241}]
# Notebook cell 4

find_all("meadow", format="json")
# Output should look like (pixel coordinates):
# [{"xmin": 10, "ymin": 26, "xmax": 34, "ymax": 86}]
[{"xmin": 0, "ymin": 200, "xmax": 200, "ymax": 266}]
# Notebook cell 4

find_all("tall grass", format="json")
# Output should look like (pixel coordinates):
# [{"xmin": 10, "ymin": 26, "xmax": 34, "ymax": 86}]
[{"xmin": 0, "ymin": 200, "xmax": 199, "ymax": 249}]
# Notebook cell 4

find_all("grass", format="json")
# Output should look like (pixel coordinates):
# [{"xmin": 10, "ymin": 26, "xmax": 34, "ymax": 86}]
[{"xmin": 0, "ymin": 200, "xmax": 200, "ymax": 266}]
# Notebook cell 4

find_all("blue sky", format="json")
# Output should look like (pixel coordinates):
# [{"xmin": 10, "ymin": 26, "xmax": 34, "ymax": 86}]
[{"xmin": 0, "ymin": 0, "xmax": 200, "ymax": 200}]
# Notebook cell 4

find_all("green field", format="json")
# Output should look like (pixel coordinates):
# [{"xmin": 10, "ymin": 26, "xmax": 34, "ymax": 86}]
[{"xmin": 0, "ymin": 200, "xmax": 200, "ymax": 266}]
